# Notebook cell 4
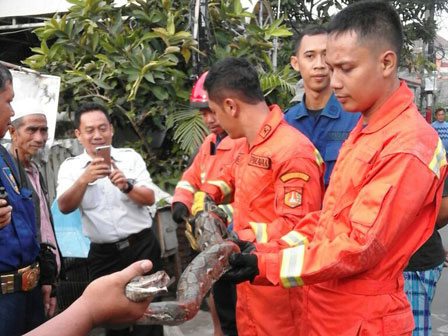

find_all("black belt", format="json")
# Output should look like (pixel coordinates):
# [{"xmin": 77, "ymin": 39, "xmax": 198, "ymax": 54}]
[
  {"xmin": 0, "ymin": 262, "xmax": 40, "ymax": 294},
  {"xmin": 91, "ymin": 228, "xmax": 151, "ymax": 252}
]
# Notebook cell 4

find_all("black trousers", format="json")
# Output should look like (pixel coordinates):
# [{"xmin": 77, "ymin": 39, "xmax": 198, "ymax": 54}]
[
  {"xmin": 88, "ymin": 228, "xmax": 163, "ymax": 336},
  {"xmin": 212, "ymin": 279, "xmax": 238, "ymax": 336}
]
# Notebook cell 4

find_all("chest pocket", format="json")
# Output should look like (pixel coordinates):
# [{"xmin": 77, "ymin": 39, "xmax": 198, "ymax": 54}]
[
  {"xmin": 81, "ymin": 183, "xmax": 101, "ymax": 210},
  {"xmin": 332, "ymin": 145, "xmax": 378, "ymax": 217}
]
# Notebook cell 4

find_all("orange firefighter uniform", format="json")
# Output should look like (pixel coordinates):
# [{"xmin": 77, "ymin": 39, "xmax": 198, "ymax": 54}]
[
  {"xmin": 253, "ymin": 82, "xmax": 448, "ymax": 335},
  {"xmin": 173, "ymin": 133, "xmax": 245, "ymax": 219},
  {"xmin": 200, "ymin": 105, "xmax": 325, "ymax": 336}
]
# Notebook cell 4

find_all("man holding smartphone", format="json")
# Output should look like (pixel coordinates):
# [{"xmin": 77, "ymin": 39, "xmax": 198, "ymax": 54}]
[{"xmin": 57, "ymin": 103, "xmax": 163, "ymax": 336}]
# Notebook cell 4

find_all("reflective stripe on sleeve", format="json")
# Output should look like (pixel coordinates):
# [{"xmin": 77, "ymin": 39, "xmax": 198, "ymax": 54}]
[
  {"xmin": 315, "ymin": 148, "xmax": 324, "ymax": 169},
  {"xmin": 428, "ymin": 138, "xmax": 447, "ymax": 178},
  {"xmin": 280, "ymin": 231, "xmax": 309, "ymax": 247},
  {"xmin": 249, "ymin": 222, "xmax": 268, "ymax": 243},
  {"xmin": 175, "ymin": 181, "xmax": 196, "ymax": 194},
  {"xmin": 280, "ymin": 245, "xmax": 305, "ymax": 288},
  {"xmin": 207, "ymin": 180, "xmax": 232, "ymax": 198},
  {"xmin": 219, "ymin": 204, "xmax": 234, "ymax": 221}
]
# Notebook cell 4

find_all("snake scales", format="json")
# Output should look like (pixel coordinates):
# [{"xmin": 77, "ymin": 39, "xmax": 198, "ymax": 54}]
[{"xmin": 125, "ymin": 202, "xmax": 239, "ymax": 325}]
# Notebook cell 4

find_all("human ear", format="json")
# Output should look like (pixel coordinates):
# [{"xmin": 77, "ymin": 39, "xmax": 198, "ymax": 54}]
[
  {"xmin": 224, "ymin": 98, "xmax": 238, "ymax": 117},
  {"xmin": 290, "ymin": 55, "xmax": 300, "ymax": 72},
  {"xmin": 381, "ymin": 50, "xmax": 397, "ymax": 78},
  {"xmin": 74, "ymin": 128, "xmax": 81, "ymax": 141},
  {"xmin": 8, "ymin": 126, "xmax": 15, "ymax": 138}
]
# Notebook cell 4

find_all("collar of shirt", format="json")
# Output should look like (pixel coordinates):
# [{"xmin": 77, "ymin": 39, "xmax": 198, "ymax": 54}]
[
  {"xmin": 360, "ymin": 81, "xmax": 413, "ymax": 135},
  {"xmin": 251, "ymin": 104, "xmax": 284, "ymax": 148},
  {"xmin": 294, "ymin": 92, "xmax": 342, "ymax": 120}
]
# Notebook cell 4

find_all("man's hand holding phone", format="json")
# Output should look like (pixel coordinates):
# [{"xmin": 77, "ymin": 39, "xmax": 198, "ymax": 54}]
[
  {"xmin": 81, "ymin": 157, "xmax": 111, "ymax": 185},
  {"xmin": 109, "ymin": 161, "xmax": 128, "ymax": 191}
]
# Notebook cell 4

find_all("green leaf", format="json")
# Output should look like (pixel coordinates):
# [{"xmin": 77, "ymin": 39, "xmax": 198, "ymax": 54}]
[
  {"xmin": 152, "ymin": 86, "xmax": 169, "ymax": 101},
  {"xmin": 144, "ymin": 72, "xmax": 155, "ymax": 83},
  {"xmin": 268, "ymin": 28, "xmax": 293, "ymax": 37},
  {"xmin": 166, "ymin": 13, "xmax": 175, "ymax": 36},
  {"xmin": 92, "ymin": 78, "xmax": 115, "ymax": 90}
]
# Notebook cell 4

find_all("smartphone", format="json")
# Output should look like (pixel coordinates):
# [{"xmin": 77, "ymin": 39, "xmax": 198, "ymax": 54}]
[{"xmin": 95, "ymin": 145, "xmax": 111, "ymax": 166}]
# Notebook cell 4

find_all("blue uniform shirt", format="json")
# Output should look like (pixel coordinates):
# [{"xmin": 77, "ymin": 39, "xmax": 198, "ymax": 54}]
[
  {"xmin": 284, "ymin": 93, "xmax": 361, "ymax": 187},
  {"xmin": 0, "ymin": 147, "xmax": 39, "ymax": 272}
]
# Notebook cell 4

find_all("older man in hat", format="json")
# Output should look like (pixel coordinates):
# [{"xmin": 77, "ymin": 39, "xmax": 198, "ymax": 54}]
[{"xmin": 8, "ymin": 99, "xmax": 62, "ymax": 319}]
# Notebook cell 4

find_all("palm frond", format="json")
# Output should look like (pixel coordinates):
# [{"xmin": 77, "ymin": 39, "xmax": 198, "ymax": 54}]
[
  {"xmin": 171, "ymin": 107, "xmax": 209, "ymax": 154},
  {"xmin": 259, "ymin": 70, "xmax": 297, "ymax": 96}
]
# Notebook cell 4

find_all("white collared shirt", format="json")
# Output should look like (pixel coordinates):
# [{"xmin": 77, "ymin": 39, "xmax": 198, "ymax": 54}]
[{"xmin": 56, "ymin": 147, "xmax": 155, "ymax": 243}]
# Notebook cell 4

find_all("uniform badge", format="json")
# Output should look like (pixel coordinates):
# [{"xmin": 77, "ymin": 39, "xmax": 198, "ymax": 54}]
[
  {"xmin": 259, "ymin": 125, "xmax": 271, "ymax": 138},
  {"xmin": 284, "ymin": 190, "xmax": 302, "ymax": 208},
  {"xmin": 2, "ymin": 167, "xmax": 19, "ymax": 194},
  {"xmin": 280, "ymin": 172, "xmax": 309, "ymax": 182}
]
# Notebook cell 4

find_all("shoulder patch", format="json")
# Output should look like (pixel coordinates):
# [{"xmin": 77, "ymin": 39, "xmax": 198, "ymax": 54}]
[
  {"xmin": 2, "ymin": 167, "xmax": 19, "ymax": 194},
  {"xmin": 280, "ymin": 172, "xmax": 309, "ymax": 182},
  {"xmin": 249, "ymin": 154, "xmax": 271, "ymax": 169}
]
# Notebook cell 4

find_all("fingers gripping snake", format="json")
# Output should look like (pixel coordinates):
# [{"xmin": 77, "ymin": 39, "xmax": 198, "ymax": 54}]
[{"xmin": 125, "ymin": 203, "xmax": 239, "ymax": 325}]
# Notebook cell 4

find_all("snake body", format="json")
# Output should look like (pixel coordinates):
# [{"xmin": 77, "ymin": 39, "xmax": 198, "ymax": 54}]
[{"xmin": 126, "ymin": 204, "xmax": 239, "ymax": 325}]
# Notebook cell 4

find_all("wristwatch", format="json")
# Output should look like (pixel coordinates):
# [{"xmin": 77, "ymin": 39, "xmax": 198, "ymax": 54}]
[{"xmin": 121, "ymin": 179, "xmax": 134, "ymax": 194}]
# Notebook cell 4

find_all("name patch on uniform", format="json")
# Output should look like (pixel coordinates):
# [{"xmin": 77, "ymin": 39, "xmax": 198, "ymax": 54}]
[
  {"xmin": 284, "ymin": 190, "xmax": 302, "ymax": 208},
  {"xmin": 2, "ymin": 167, "xmax": 19, "ymax": 194},
  {"xmin": 259, "ymin": 125, "xmax": 272, "ymax": 138},
  {"xmin": 249, "ymin": 155, "xmax": 271, "ymax": 169},
  {"xmin": 280, "ymin": 172, "xmax": 309, "ymax": 182}
]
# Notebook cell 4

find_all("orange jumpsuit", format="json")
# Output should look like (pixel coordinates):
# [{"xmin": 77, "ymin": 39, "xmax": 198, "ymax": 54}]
[
  {"xmin": 201, "ymin": 105, "xmax": 325, "ymax": 336},
  {"xmin": 253, "ymin": 82, "xmax": 448, "ymax": 335},
  {"xmin": 173, "ymin": 133, "xmax": 245, "ymax": 218}
]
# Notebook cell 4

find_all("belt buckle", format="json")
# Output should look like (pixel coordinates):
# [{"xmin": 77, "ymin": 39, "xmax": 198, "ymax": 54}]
[
  {"xmin": 116, "ymin": 239, "xmax": 130, "ymax": 251},
  {"xmin": 21, "ymin": 266, "xmax": 39, "ymax": 292},
  {"xmin": 1, "ymin": 274, "xmax": 14, "ymax": 294}
]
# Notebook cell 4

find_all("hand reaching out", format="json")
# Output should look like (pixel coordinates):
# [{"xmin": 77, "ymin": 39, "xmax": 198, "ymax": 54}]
[{"xmin": 80, "ymin": 260, "xmax": 154, "ymax": 326}]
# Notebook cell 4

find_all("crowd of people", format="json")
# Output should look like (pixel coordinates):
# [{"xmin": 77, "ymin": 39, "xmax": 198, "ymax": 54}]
[{"xmin": 1, "ymin": 1, "xmax": 448, "ymax": 336}]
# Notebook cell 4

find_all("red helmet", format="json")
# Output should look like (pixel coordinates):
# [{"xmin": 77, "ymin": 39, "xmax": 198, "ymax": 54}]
[{"xmin": 190, "ymin": 71, "xmax": 209, "ymax": 109}]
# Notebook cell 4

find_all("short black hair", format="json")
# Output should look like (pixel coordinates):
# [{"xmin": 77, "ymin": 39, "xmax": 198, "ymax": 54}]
[
  {"xmin": 0, "ymin": 63, "xmax": 12, "ymax": 93},
  {"xmin": 435, "ymin": 108, "xmax": 446, "ymax": 115},
  {"xmin": 74, "ymin": 102, "xmax": 111, "ymax": 129},
  {"xmin": 328, "ymin": 0, "xmax": 403, "ymax": 62},
  {"xmin": 294, "ymin": 25, "xmax": 328, "ymax": 54},
  {"xmin": 204, "ymin": 57, "xmax": 264, "ymax": 104}
]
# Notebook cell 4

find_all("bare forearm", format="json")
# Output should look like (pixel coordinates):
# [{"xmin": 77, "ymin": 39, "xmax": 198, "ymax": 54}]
[
  {"xmin": 24, "ymin": 297, "xmax": 94, "ymax": 336},
  {"xmin": 58, "ymin": 177, "xmax": 88, "ymax": 214},
  {"xmin": 126, "ymin": 186, "xmax": 155, "ymax": 206}
]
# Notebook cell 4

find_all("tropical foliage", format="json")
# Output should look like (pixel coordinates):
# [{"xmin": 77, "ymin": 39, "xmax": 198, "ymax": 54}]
[{"xmin": 24, "ymin": 0, "xmax": 293, "ymax": 190}]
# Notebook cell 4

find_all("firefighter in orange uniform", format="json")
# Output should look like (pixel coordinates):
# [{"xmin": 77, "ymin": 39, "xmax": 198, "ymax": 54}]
[
  {"xmin": 191, "ymin": 57, "xmax": 324, "ymax": 336},
  {"xmin": 172, "ymin": 72, "xmax": 244, "ymax": 336},
  {"xmin": 224, "ymin": 2, "xmax": 448, "ymax": 335}
]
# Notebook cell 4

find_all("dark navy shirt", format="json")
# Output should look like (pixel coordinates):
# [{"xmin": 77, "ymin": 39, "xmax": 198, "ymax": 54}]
[
  {"xmin": 284, "ymin": 93, "xmax": 361, "ymax": 187},
  {"xmin": 0, "ymin": 146, "xmax": 39, "ymax": 272}
]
